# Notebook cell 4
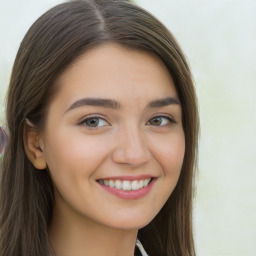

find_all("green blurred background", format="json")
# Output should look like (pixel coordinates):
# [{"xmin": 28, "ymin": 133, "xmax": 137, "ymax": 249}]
[{"xmin": 0, "ymin": 0, "xmax": 256, "ymax": 255}]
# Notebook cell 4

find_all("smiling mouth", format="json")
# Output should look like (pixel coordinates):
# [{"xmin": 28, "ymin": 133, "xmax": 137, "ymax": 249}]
[{"xmin": 97, "ymin": 178, "xmax": 153, "ymax": 191}]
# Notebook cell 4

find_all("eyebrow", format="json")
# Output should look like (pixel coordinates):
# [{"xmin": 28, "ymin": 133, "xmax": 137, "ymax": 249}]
[
  {"xmin": 66, "ymin": 96, "xmax": 180, "ymax": 113},
  {"xmin": 147, "ymin": 97, "xmax": 180, "ymax": 108},
  {"xmin": 66, "ymin": 98, "xmax": 121, "ymax": 112}
]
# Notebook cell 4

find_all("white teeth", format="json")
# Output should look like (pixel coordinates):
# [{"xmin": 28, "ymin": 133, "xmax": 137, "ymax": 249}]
[
  {"xmin": 143, "ymin": 178, "xmax": 151, "ymax": 187},
  {"xmin": 138, "ymin": 180, "xmax": 144, "ymax": 189},
  {"xmin": 115, "ymin": 180, "xmax": 122, "ymax": 189},
  {"xmin": 109, "ymin": 180, "xmax": 115, "ymax": 188},
  {"xmin": 123, "ymin": 181, "xmax": 132, "ymax": 190},
  {"xmin": 131, "ymin": 180, "xmax": 139, "ymax": 190},
  {"xmin": 99, "ymin": 178, "xmax": 152, "ymax": 191}
]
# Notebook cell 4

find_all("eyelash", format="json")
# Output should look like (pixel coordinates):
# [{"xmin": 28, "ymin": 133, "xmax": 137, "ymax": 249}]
[
  {"xmin": 78, "ymin": 115, "xmax": 110, "ymax": 129},
  {"xmin": 78, "ymin": 114, "xmax": 176, "ymax": 129},
  {"xmin": 146, "ymin": 114, "xmax": 176, "ymax": 127}
]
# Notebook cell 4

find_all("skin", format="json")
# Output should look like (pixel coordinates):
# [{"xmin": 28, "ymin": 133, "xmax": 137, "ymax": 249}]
[{"xmin": 26, "ymin": 44, "xmax": 185, "ymax": 255}]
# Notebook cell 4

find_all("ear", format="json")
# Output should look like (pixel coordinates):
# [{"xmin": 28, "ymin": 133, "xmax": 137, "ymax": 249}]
[{"xmin": 23, "ymin": 119, "xmax": 47, "ymax": 170}]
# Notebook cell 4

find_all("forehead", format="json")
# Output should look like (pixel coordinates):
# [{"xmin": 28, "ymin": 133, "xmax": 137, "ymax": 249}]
[{"xmin": 52, "ymin": 44, "xmax": 178, "ymax": 107}]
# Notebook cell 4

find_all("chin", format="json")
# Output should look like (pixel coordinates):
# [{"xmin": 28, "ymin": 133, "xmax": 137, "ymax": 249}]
[{"xmin": 103, "ymin": 213, "xmax": 155, "ymax": 231}]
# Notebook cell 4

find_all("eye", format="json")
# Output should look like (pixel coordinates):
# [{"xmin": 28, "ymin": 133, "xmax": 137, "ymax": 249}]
[
  {"xmin": 80, "ymin": 116, "xmax": 110, "ymax": 128},
  {"xmin": 147, "ymin": 116, "xmax": 175, "ymax": 126}
]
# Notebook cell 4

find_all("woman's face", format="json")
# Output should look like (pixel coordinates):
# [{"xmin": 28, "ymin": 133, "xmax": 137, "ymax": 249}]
[{"xmin": 41, "ymin": 44, "xmax": 185, "ymax": 230}]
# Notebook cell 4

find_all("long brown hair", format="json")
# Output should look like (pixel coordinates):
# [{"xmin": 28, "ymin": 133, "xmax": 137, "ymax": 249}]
[{"xmin": 0, "ymin": 0, "xmax": 199, "ymax": 255}]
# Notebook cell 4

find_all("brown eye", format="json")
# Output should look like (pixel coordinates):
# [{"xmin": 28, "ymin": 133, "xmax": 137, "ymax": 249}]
[
  {"xmin": 147, "ymin": 116, "xmax": 175, "ymax": 126},
  {"xmin": 85, "ymin": 118, "xmax": 99, "ymax": 127},
  {"xmin": 149, "ymin": 117, "xmax": 162, "ymax": 126},
  {"xmin": 81, "ymin": 117, "xmax": 109, "ymax": 128}
]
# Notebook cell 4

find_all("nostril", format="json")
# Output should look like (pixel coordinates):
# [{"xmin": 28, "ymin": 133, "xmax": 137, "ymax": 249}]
[
  {"xmin": 112, "ymin": 148, "xmax": 150, "ymax": 167},
  {"xmin": 0, "ymin": 126, "xmax": 8, "ymax": 156}
]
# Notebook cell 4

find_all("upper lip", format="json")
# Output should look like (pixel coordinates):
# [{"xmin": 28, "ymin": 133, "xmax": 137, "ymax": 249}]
[{"xmin": 97, "ymin": 175, "xmax": 156, "ymax": 181}]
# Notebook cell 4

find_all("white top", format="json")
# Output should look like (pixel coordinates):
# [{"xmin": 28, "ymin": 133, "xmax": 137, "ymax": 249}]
[{"xmin": 136, "ymin": 239, "xmax": 149, "ymax": 256}]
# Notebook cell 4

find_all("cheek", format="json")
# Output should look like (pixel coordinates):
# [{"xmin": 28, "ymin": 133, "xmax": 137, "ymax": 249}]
[
  {"xmin": 43, "ymin": 129, "xmax": 111, "ymax": 179},
  {"xmin": 153, "ymin": 132, "xmax": 185, "ymax": 174},
  {"xmin": 150, "ymin": 132, "xmax": 185, "ymax": 199},
  {"xmin": 164, "ymin": 140, "xmax": 185, "ymax": 176}
]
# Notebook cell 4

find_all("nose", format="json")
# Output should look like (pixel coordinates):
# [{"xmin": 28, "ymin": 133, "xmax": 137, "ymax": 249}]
[{"xmin": 112, "ymin": 126, "xmax": 151, "ymax": 167}]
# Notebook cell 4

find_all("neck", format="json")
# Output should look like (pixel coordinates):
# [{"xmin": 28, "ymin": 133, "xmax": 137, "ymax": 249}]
[{"xmin": 48, "ymin": 197, "xmax": 138, "ymax": 256}]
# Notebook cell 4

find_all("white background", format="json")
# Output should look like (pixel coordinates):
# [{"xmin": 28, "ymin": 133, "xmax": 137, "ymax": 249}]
[{"xmin": 1, "ymin": 0, "xmax": 256, "ymax": 255}]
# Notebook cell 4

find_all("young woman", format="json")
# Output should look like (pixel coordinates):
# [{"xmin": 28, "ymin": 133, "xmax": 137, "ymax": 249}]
[{"xmin": 0, "ymin": 0, "xmax": 199, "ymax": 255}]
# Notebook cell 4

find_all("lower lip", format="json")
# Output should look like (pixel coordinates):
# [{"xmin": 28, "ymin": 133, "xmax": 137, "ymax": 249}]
[{"xmin": 98, "ymin": 179, "xmax": 155, "ymax": 200}]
